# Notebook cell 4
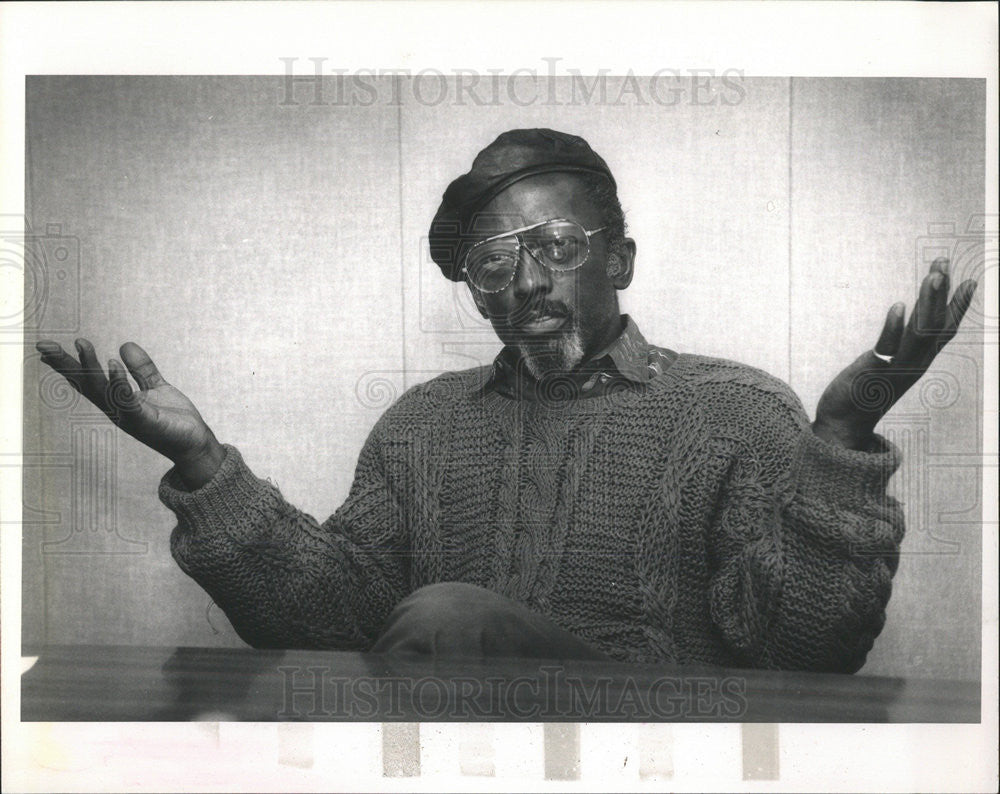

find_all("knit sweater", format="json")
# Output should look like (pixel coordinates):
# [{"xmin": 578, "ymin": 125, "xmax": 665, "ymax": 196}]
[{"xmin": 160, "ymin": 353, "xmax": 904, "ymax": 674}]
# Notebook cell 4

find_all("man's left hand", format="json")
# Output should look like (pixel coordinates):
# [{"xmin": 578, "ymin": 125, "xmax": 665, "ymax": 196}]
[{"xmin": 812, "ymin": 258, "xmax": 977, "ymax": 450}]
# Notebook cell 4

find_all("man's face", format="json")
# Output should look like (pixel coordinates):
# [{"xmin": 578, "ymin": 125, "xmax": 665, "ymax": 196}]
[{"xmin": 467, "ymin": 173, "xmax": 635, "ymax": 376}]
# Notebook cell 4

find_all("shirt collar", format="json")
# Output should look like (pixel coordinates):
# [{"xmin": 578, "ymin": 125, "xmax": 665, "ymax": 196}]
[
  {"xmin": 588, "ymin": 314, "xmax": 654, "ymax": 384},
  {"xmin": 476, "ymin": 314, "xmax": 664, "ymax": 396}
]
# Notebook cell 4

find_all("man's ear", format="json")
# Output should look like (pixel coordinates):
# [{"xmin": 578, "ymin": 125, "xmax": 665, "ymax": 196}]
[{"xmin": 608, "ymin": 238, "xmax": 636, "ymax": 289}]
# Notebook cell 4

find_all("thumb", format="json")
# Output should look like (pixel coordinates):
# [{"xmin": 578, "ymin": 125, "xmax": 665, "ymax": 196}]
[{"xmin": 119, "ymin": 342, "xmax": 166, "ymax": 390}]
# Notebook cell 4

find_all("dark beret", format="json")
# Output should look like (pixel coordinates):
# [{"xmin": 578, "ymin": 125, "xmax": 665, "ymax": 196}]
[{"xmin": 428, "ymin": 128, "xmax": 616, "ymax": 281}]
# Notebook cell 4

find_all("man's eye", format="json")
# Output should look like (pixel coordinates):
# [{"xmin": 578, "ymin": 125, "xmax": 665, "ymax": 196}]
[
  {"xmin": 542, "ymin": 238, "xmax": 573, "ymax": 261},
  {"xmin": 473, "ymin": 252, "xmax": 513, "ymax": 271}
]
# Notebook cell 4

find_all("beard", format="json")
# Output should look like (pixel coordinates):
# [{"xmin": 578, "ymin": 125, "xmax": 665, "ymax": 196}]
[{"xmin": 516, "ymin": 325, "xmax": 586, "ymax": 379}]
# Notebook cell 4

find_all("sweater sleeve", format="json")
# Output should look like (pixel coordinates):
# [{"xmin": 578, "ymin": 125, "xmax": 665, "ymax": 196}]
[
  {"xmin": 707, "ymin": 381, "xmax": 905, "ymax": 674},
  {"xmin": 159, "ymin": 417, "xmax": 410, "ymax": 650}
]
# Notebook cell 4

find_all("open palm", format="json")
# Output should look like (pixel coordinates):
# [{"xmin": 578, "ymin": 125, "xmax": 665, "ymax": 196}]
[
  {"xmin": 813, "ymin": 257, "xmax": 976, "ymax": 449},
  {"xmin": 36, "ymin": 338, "xmax": 218, "ymax": 468}
]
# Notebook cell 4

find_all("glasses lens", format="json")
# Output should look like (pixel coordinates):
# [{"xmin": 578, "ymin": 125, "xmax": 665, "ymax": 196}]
[
  {"xmin": 466, "ymin": 240, "xmax": 518, "ymax": 292},
  {"xmin": 523, "ymin": 221, "xmax": 588, "ymax": 271}
]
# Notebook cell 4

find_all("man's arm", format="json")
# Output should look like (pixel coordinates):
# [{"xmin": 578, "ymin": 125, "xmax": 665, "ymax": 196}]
[
  {"xmin": 708, "ymin": 410, "xmax": 904, "ymax": 673},
  {"xmin": 707, "ymin": 258, "xmax": 975, "ymax": 672},
  {"xmin": 36, "ymin": 339, "xmax": 411, "ymax": 648},
  {"xmin": 160, "ymin": 434, "xmax": 410, "ymax": 649}
]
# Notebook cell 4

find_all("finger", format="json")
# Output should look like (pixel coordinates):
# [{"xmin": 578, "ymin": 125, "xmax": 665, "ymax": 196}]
[
  {"xmin": 939, "ymin": 279, "xmax": 978, "ymax": 345},
  {"xmin": 928, "ymin": 259, "xmax": 949, "ymax": 332},
  {"xmin": 873, "ymin": 302, "xmax": 906, "ymax": 360},
  {"xmin": 911, "ymin": 271, "xmax": 947, "ymax": 336},
  {"xmin": 928, "ymin": 256, "xmax": 950, "ymax": 277},
  {"xmin": 120, "ymin": 342, "xmax": 166, "ymax": 390},
  {"xmin": 36, "ymin": 340, "xmax": 84, "ymax": 390},
  {"xmin": 106, "ymin": 358, "xmax": 140, "ymax": 414},
  {"xmin": 74, "ymin": 338, "xmax": 108, "ymax": 396},
  {"xmin": 895, "ymin": 272, "xmax": 942, "ymax": 364},
  {"xmin": 946, "ymin": 279, "xmax": 977, "ymax": 329}
]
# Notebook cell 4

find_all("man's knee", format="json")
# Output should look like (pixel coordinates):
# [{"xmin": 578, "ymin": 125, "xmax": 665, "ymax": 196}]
[
  {"xmin": 392, "ymin": 582, "xmax": 504, "ymax": 618},
  {"xmin": 372, "ymin": 582, "xmax": 529, "ymax": 656},
  {"xmin": 371, "ymin": 581, "xmax": 609, "ymax": 660},
  {"xmin": 379, "ymin": 582, "xmax": 509, "ymax": 637}
]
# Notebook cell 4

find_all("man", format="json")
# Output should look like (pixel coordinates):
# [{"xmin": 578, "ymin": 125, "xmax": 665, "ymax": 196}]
[{"xmin": 36, "ymin": 129, "xmax": 976, "ymax": 673}]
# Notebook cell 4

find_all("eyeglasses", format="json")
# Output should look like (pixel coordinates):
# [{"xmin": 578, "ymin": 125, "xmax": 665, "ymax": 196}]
[{"xmin": 460, "ymin": 218, "xmax": 607, "ymax": 293}]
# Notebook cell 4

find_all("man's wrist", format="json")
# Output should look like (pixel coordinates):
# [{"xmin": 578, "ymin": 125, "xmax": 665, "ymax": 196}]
[
  {"xmin": 811, "ymin": 418, "xmax": 876, "ymax": 452},
  {"xmin": 173, "ymin": 436, "xmax": 226, "ymax": 490}
]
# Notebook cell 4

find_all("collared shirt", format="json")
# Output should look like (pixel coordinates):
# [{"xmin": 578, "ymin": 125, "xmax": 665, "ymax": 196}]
[{"xmin": 481, "ymin": 315, "xmax": 677, "ymax": 400}]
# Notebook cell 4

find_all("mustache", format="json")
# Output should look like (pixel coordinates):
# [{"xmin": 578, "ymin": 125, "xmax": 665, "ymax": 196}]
[{"xmin": 504, "ymin": 299, "xmax": 573, "ymax": 326}]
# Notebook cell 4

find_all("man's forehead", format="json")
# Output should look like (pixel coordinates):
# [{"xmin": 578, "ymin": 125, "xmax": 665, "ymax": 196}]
[
  {"xmin": 470, "ymin": 174, "xmax": 597, "ymax": 235},
  {"xmin": 467, "ymin": 212, "xmax": 541, "ymax": 237}
]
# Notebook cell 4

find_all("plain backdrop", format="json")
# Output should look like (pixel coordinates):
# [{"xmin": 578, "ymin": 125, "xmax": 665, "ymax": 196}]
[{"xmin": 21, "ymin": 76, "xmax": 985, "ymax": 680}]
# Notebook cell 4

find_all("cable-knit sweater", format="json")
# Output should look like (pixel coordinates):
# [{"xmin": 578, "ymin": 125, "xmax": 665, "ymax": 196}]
[{"xmin": 160, "ymin": 353, "xmax": 904, "ymax": 673}]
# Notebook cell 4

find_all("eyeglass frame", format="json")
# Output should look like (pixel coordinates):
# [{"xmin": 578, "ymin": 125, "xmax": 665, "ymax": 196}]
[{"xmin": 459, "ymin": 217, "xmax": 608, "ymax": 294}]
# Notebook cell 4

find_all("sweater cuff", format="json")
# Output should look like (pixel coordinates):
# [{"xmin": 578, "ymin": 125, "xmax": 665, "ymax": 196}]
[
  {"xmin": 793, "ymin": 429, "xmax": 901, "ymax": 510},
  {"xmin": 158, "ymin": 444, "xmax": 285, "ymax": 544}
]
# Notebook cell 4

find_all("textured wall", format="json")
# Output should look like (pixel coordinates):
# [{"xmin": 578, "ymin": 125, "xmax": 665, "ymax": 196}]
[{"xmin": 23, "ymin": 76, "xmax": 985, "ymax": 679}]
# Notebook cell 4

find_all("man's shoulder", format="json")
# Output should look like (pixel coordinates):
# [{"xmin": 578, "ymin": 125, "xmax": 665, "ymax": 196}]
[
  {"xmin": 667, "ymin": 352, "xmax": 808, "ymax": 423},
  {"xmin": 671, "ymin": 352, "xmax": 792, "ymax": 391},
  {"xmin": 372, "ymin": 365, "xmax": 489, "ymax": 423},
  {"xmin": 410, "ymin": 365, "xmax": 491, "ymax": 398}
]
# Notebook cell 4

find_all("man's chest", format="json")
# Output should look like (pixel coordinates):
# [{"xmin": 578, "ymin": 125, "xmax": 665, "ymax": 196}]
[{"xmin": 385, "ymin": 405, "xmax": 731, "ymax": 593}]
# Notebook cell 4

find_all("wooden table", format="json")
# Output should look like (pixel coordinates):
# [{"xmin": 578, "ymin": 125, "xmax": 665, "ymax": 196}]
[{"xmin": 20, "ymin": 644, "xmax": 980, "ymax": 722}]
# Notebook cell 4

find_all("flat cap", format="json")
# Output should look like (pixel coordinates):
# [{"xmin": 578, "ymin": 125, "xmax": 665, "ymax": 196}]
[{"xmin": 428, "ymin": 128, "xmax": 616, "ymax": 281}]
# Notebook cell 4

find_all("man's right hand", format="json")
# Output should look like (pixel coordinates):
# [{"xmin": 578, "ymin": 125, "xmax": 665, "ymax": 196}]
[{"xmin": 36, "ymin": 338, "xmax": 225, "ymax": 489}]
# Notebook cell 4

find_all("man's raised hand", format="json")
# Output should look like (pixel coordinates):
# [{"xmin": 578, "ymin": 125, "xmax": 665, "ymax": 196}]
[
  {"xmin": 36, "ymin": 338, "xmax": 225, "ymax": 488},
  {"xmin": 812, "ymin": 257, "xmax": 977, "ymax": 450}
]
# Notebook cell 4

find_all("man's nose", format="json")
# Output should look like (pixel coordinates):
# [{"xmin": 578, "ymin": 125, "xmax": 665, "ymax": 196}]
[{"xmin": 511, "ymin": 244, "xmax": 552, "ymax": 300}]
